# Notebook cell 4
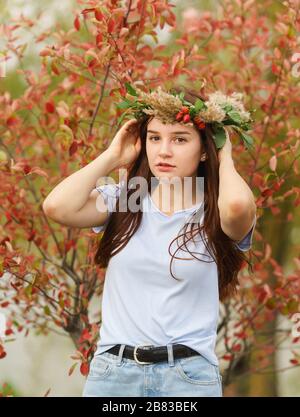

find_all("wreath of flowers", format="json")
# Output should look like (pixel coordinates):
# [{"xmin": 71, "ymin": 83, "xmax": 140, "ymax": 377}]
[{"xmin": 116, "ymin": 83, "xmax": 256, "ymax": 150}]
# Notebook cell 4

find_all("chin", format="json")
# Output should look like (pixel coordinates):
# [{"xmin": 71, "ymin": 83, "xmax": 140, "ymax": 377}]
[{"xmin": 157, "ymin": 175, "xmax": 183, "ymax": 184}]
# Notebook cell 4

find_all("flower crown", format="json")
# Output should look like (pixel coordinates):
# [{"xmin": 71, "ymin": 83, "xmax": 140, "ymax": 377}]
[{"xmin": 116, "ymin": 83, "xmax": 255, "ymax": 150}]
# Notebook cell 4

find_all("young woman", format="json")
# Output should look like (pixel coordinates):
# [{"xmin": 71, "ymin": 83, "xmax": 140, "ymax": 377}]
[{"xmin": 43, "ymin": 87, "xmax": 257, "ymax": 397}]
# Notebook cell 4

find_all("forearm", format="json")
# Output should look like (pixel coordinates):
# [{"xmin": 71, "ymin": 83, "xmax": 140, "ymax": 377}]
[
  {"xmin": 218, "ymin": 153, "xmax": 256, "ymax": 219},
  {"xmin": 43, "ymin": 150, "xmax": 119, "ymax": 216}
]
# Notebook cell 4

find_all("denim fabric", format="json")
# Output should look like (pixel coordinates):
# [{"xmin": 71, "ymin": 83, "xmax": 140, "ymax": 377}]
[{"xmin": 82, "ymin": 344, "xmax": 223, "ymax": 397}]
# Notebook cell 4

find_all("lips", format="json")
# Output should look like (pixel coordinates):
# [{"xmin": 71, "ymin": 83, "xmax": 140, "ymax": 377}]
[{"xmin": 156, "ymin": 163, "xmax": 175, "ymax": 167}]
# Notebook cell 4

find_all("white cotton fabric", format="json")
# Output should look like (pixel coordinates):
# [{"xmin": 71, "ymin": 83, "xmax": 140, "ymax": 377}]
[{"xmin": 91, "ymin": 181, "xmax": 256, "ymax": 366}]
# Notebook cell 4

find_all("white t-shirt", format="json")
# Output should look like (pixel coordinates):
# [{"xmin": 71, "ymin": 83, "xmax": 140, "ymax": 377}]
[{"xmin": 91, "ymin": 181, "xmax": 256, "ymax": 366}]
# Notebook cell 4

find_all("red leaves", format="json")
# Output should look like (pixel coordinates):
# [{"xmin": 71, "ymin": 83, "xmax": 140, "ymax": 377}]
[
  {"xmin": 222, "ymin": 353, "xmax": 234, "ymax": 361},
  {"xmin": 76, "ymin": 341, "xmax": 99, "ymax": 376},
  {"xmin": 232, "ymin": 344, "xmax": 242, "ymax": 352},
  {"xmin": 64, "ymin": 239, "xmax": 76, "ymax": 253},
  {"xmin": 0, "ymin": 348, "xmax": 7, "ymax": 359},
  {"xmin": 63, "ymin": 118, "xmax": 71, "ymax": 127},
  {"xmin": 69, "ymin": 141, "xmax": 78, "ymax": 156},
  {"xmin": 70, "ymin": 344, "xmax": 96, "ymax": 377},
  {"xmin": 17, "ymin": 163, "xmax": 49, "ymax": 179},
  {"xmin": 271, "ymin": 63, "xmax": 280, "ymax": 75},
  {"xmin": 1, "ymin": 302, "xmax": 9, "ymax": 308},
  {"xmin": 81, "ymin": 8, "xmax": 96, "ymax": 16},
  {"xmin": 94, "ymin": 8, "xmax": 104, "ymax": 22},
  {"xmin": 88, "ymin": 58, "xmax": 97, "ymax": 69},
  {"xmin": 80, "ymin": 361, "xmax": 89, "ymax": 376},
  {"xmin": 260, "ymin": 178, "xmax": 285, "ymax": 201},
  {"xmin": 28, "ymin": 230, "xmax": 36, "ymax": 242},
  {"xmin": 81, "ymin": 328, "xmax": 91, "ymax": 342},
  {"xmin": 233, "ymin": 330, "xmax": 247, "ymax": 339},
  {"xmin": 39, "ymin": 48, "xmax": 53, "ymax": 57},
  {"xmin": 23, "ymin": 164, "xmax": 31, "ymax": 175},
  {"xmin": 107, "ymin": 18, "xmax": 115, "ymax": 34},
  {"xmin": 273, "ymin": 180, "xmax": 283, "ymax": 191},
  {"xmin": 74, "ymin": 15, "xmax": 80, "ymax": 31},
  {"xmin": 261, "ymin": 188, "xmax": 273, "ymax": 198},
  {"xmin": 4, "ymin": 211, "xmax": 12, "ymax": 222},
  {"xmin": 78, "ymin": 325, "xmax": 99, "ymax": 346},
  {"xmin": 171, "ymin": 52, "xmax": 185, "ymax": 76},
  {"xmin": 96, "ymin": 33, "xmax": 103, "ymax": 47},
  {"xmin": 256, "ymin": 284, "xmax": 272, "ymax": 304},
  {"xmin": 33, "ymin": 237, "xmax": 42, "ymax": 246},
  {"xmin": 6, "ymin": 116, "xmax": 18, "ymax": 127},
  {"xmin": 45, "ymin": 101, "xmax": 55, "ymax": 113},
  {"xmin": 69, "ymin": 342, "xmax": 98, "ymax": 376},
  {"xmin": 87, "ymin": 58, "xmax": 98, "ymax": 77},
  {"xmin": 51, "ymin": 61, "xmax": 60, "ymax": 75}
]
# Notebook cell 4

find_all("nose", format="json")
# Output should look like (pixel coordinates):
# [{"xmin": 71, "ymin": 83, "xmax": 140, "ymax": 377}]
[{"xmin": 158, "ymin": 140, "xmax": 173, "ymax": 157}]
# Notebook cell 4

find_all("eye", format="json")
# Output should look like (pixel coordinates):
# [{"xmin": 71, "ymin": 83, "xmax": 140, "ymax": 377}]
[{"xmin": 149, "ymin": 136, "xmax": 187, "ymax": 143}]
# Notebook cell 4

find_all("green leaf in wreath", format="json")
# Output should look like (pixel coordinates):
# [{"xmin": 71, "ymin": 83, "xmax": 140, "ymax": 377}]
[
  {"xmin": 178, "ymin": 92, "xmax": 185, "ymax": 101},
  {"xmin": 239, "ymin": 131, "xmax": 254, "ymax": 150},
  {"xmin": 117, "ymin": 110, "xmax": 131, "ymax": 125},
  {"xmin": 227, "ymin": 110, "xmax": 242, "ymax": 124},
  {"xmin": 125, "ymin": 82, "xmax": 138, "ymax": 96},
  {"xmin": 211, "ymin": 125, "xmax": 227, "ymax": 149},
  {"xmin": 240, "ymin": 122, "xmax": 251, "ymax": 131},
  {"xmin": 231, "ymin": 126, "xmax": 255, "ymax": 151},
  {"xmin": 116, "ymin": 99, "xmax": 133, "ymax": 109},
  {"xmin": 194, "ymin": 99, "xmax": 205, "ymax": 111},
  {"xmin": 222, "ymin": 104, "xmax": 233, "ymax": 112},
  {"xmin": 189, "ymin": 107, "xmax": 198, "ymax": 118}
]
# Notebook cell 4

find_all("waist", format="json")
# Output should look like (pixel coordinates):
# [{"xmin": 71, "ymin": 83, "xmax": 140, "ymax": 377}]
[{"xmin": 105, "ymin": 343, "xmax": 201, "ymax": 364}]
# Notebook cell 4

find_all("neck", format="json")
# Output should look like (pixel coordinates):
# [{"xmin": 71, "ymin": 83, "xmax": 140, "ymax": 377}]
[{"xmin": 153, "ymin": 176, "xmax": 203, "ymax": 212}]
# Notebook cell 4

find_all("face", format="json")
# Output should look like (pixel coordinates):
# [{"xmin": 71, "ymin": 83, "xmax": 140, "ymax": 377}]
[{"xmin": 146, "ymin": 117, "xmax": 203, "ymax": 183}]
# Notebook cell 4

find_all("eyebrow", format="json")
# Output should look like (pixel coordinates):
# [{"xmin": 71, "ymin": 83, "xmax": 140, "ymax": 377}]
[{"xmin": 147, "ymin": 130, "xmax": 191, "ymax": 135}]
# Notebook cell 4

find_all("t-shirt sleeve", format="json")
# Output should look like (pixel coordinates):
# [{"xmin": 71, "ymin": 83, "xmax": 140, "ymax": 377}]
[
  {"xmin": 91, "ymin": 181, "xmax": 123, "ymax": 234},
  {"xmin": 234, "ymin": 213, "xmax": 257, "ymax": 252}
]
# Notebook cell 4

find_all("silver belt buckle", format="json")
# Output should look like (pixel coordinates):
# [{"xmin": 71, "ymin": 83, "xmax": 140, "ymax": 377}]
[{"xmin": 133, "ymin": 344, "xmax": 154, "ymax": 364}]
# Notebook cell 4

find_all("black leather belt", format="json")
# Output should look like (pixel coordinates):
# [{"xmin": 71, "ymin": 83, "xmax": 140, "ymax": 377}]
[{"xmin": 106, "ymin": 344, "xmax": 200, "ymax": 364}]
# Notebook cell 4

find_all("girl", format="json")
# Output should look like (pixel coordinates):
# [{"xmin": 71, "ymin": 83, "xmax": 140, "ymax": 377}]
[{"xmin": 43, "ymin": 86, "xmax": 257, "ymax": 397}]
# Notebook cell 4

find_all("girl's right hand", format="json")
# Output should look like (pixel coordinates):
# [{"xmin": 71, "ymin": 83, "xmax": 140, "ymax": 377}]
[{"xmin": 106, "ymin": 118, "xmax": 142, "ymax": 170}]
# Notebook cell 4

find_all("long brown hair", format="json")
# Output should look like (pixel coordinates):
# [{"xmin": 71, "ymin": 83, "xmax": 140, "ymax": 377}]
[{"xmin": 94, "ymin": 86, "xmax": 254, "ymax": 302}]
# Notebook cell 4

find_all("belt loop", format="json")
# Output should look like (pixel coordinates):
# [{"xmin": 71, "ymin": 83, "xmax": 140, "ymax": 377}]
[
  {"xmin": 167, "ymin": 343, "xmax": 175, "ymax": 367},
  {"xmin": 117, "ymin": 344, "xmax": 126, "ymax": 366}
]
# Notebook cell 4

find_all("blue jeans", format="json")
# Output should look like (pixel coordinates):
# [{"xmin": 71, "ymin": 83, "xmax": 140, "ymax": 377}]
[{"xmin": 82, "ymin": 344, "xmax": 223, "ymax": 397}]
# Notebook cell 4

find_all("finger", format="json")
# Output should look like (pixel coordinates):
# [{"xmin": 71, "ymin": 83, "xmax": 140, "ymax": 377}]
[
  {"xmin": 127, "ymin": 123, "xmax": 139, "ymax": 134},
  {"xmin": 126, "ymin": 118, "xmax": 138, "ymax": 126},
  {"xmin": 125, "ymin": 124, "xmax": 136, "ymax": 133}
]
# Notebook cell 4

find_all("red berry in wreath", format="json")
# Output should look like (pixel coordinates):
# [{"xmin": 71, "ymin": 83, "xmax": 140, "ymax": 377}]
[{"xmin": 176, "ymin": 112, "xmax": 184, "ymax": 121}]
